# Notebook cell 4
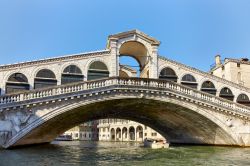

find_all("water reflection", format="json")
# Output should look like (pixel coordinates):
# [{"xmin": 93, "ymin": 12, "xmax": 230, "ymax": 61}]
[{"xmin": 0, "ymin": 141, "xmax": 250, "ymax": 166}]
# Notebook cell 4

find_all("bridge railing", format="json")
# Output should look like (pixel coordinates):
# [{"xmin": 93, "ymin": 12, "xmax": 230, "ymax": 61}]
[{"xmin": 0, "ymin": 77, "xmax": 249, "ymax": 116}]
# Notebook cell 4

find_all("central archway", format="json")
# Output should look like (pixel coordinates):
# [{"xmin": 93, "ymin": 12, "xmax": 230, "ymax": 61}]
[
  {"xmin": 9, "ymin": 97, "xmax": 239, "ymax": 148},
  {"xmin": 119, "ymin": 41, "xmax": 149, "ymax": 78}
]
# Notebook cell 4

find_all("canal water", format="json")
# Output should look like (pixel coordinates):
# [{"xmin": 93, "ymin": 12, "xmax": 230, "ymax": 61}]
[{"xmin": 0, "ymin": 141, "xmax": 250, "ymax": 166}]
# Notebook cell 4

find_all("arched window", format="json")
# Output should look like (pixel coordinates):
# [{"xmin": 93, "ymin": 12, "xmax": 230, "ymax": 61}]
[
  {"xmin": 110, "ymin": 128, "xmax": 115, "ymax": 141},
  {"xmin": 237, "ymin": 94, "xmax": 250, "ymax": 106},
  {"xmin": 159, "ymin": 67, "xmax": 178, "ymax": 82},
  {"xmin": 181, "ymin": 74, "xmax": 198, "ymax": 89},
  {"xmin": 34, "ymin": 69, "xmax": 57, "ymax": 89},
  {"xmin": 61, "ymin": 65, "xmax": 84, "ymax": 84},
  {"xmin": 122, "ymin": 127, "xmax": 128, "ymax": 140},
  {"xmin": 116, "ymin": 128, "xmax": 121, "ymax": 140},
  {"xmin": 201, "ymin": 81, "xmax": 217, "ymax": 95},
  {"xmin": 136, "ymin": 126, "xmax": 143, "ymax": 141},
  {"xmin": 6, "ymin": 73, "xmax": 30, "ymax": 94},
  {"xmin": 219, "ymin": 87, "xmax": 234, "ymax": 101},
  {"xmin": 129, "ymin": 127, "xmax": 135, "ymax": 141},
  {"xmin": 87, "ymin": 61, "xmax": 109, "ymax": 81}
]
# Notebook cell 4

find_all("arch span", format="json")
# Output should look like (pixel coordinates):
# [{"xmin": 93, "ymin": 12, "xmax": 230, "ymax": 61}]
[{"xmin": 5, "ymin": 96, "xmax": 241, "ymax": 148}]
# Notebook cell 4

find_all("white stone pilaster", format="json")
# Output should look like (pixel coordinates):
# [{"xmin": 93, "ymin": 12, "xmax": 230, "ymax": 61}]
[
  {"xmin": 109, "ymin": 38, "xmax": 119, "ymax": 77},
  {"xmin": 150, "ymin": 45, "xmax": 159, "ymax": 79}
]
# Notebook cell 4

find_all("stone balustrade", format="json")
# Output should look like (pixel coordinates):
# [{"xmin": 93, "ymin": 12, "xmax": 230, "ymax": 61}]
[{"xmin": 0, "ymin": 77, "xmax": 249, "ymax": 117}]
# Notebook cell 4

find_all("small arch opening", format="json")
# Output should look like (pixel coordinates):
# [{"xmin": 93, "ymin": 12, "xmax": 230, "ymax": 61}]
[
  {"xmin": 34, "ymin": 69, "xmax": 57, "ymax": 89},
  {"xmin": 159, "ymin": 67, "xmax": 178, "ymax": 82},
  {"xmin": 219, "ymin": 87, "xmax": 234, "ymax": 101},
  {"xmin": 136, "ymin": 125, "xmax": 143, "ymax": 142},
  {"xmin": 181, "ymin": 74, "xmax": 198, "ymax": 89},
  {"xmin": 129, "ymin": 127, "xmax": 135, "ymax": 141},
  {"xmin": 110, "ymin": 128, "xmax": 115, "ymax": 141},
  {"xmin": 61, "ymin": 65, "xmax": 84, "ymax": 84},
  {"xmin": 116, "ymin": 128, "xmax": 122, "ymax": 141},
  {"xmin": 122, "ymin": 127, "xmax": 128, "ymax": 141},
  {"xmin": 237, "ymin": 94, "xmax": 250, "ymax": 106},
  {"xmin": 6, "ymin": 73, "xmax": 30, "ymax": 94},
  {"xmin": 201, "ymin": 81, "xmax": 217, "ymax": 95},
  {"xmin": 87, "ymin": 61, "xmax": 109, "ymax": 81}
]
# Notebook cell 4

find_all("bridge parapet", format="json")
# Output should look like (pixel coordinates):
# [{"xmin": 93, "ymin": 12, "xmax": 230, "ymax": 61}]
[{"xmin": 0, "ymin": 77, "xmax": 250, "ymax": 119}]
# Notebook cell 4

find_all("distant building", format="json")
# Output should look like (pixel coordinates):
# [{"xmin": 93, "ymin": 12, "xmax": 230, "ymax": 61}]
[
  {"xmin": 210, "ymin": 55, "xmax": 250, "ymax": 88},
  {"xmin": 97, "ymin": 119, "xmax": 165, "ymax": 142},
  {"xmin": 64, "ymin": 121, "xmax": 98, "ymax": 141}
]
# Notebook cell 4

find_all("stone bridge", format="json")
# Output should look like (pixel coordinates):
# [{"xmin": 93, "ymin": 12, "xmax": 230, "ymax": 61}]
[{"xmin": 0, "ymin": 30, "xmax": 250, "ymax": 148}]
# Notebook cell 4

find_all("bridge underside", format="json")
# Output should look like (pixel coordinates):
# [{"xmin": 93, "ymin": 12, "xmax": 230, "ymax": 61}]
[{"xmin": 10, "ymin": 98, "xmax": 237, "ymax": 148}]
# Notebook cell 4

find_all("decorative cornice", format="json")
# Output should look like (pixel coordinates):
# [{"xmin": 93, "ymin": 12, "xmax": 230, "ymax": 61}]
[
  {"xmin": 0, "ymin": 50, "xmax": 110, "ymax": 71},
  {"xmin": 225, "ymin": 58, "xmax": 250, "ymax": 65},
  {"xmin": 108, "ymin": 29, "xmax": 160, "ymax": 46},
  {"xmin": 159, "ymin": 56, "xmax": 250, "ymax": 92}
]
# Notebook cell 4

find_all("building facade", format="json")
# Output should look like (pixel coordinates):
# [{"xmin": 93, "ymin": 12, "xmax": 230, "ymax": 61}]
[
  {"xmin": 210, "ymin": 55, "xmax": 250, "ymax": 106},
  {"xmin": 64, "ymin": 121, "xmax": 98, "ymax": 141},
  {"xmin": 97, "ymin": 119, "xmax": 165, "ymax": 142}
]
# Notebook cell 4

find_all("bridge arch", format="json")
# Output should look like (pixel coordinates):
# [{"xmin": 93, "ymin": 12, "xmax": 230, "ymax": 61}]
[{"xmin": 5, "ymin": 93, "xmax": 243, "ymax": 148}]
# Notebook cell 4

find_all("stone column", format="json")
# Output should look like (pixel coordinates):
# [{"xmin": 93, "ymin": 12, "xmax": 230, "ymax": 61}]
[
  {"xmin": 109, "ymin": 38, "xmax": 119, "ymax": 77},
  {"xmin": 149, "ymin": 44, "xmax": 159, "ymax": 79}
]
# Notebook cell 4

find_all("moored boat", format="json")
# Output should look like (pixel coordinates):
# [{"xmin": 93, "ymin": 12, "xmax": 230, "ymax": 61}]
[
  {"xmin": 55, "ymin": 135, "xmax": 73, "ymax": 141},
  {"xmin": 143, "ymin": 138, "xmax": 169, "ymax": 149}
]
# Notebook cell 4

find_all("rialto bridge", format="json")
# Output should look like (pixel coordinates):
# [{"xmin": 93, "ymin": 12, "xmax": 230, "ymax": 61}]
[{"xmin": 0, "ymin": 30, "xmax": 250, "ymax": 148}]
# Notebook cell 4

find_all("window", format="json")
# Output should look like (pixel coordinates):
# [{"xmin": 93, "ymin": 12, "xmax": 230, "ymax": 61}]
[
  {"xmin": 159, "ymin": 67, "xmax": 178, "ymax": 82},
  {"xmin": 87, "ymin": 61, "xmax": 109, "ymax": 80},
  {"xmin": 34, "ymin": 69, "xmax": 57, "ymax": 89},
  {"xmin": 181, "ymin": 74, "xmax": 198, "ymax": 89},
  {"xmin": 219, "ymin": 87, "xmax": 234, "ymax": 101},
  {"xmin": 61, "ymin": 65, "xmax": 84, "ymax": 84},
  {"xmin": 6, "ymin": 73, "xmax": 30, "ymax": 94},
  {"xmin": 237, "ymin": 94, "xmax": 250, "ymax": 106},
  {"xmin": 151, "ymin": 133, "xmax": 157, "ymax": 136},
  {"xmin": 201, "ymin": 81, "xmax": 216, "ymax": 95}
]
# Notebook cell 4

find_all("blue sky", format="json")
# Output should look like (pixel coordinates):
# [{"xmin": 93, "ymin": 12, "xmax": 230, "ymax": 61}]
[{"xmin": 0, "ymin": 0, "xmax": 250, "ymax": 71}]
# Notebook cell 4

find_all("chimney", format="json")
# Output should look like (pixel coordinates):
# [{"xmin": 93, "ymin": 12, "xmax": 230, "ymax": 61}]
[{"xmin": 215, "ymin": 55, "xmax": 221, "ymax": 67}]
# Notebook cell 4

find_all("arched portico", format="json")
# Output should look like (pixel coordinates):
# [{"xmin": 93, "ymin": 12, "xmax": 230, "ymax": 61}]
[{"xmin": 108, "ymin": 30, "xmax": 160, "ymax": 78}]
